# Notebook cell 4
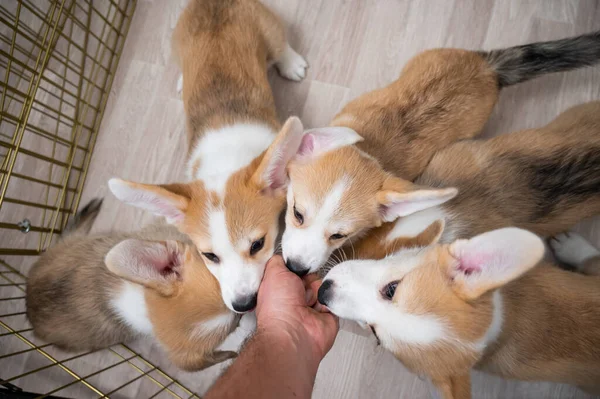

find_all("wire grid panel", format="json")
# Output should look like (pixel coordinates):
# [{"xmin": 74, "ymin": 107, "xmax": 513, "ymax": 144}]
[{"xmin": 0, "ymin": 1, "xmax": 198, "ymax": 397}]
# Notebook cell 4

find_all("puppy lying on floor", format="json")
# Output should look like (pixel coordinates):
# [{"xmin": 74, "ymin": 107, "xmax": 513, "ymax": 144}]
[
  {"xmin": 345, "ymin": 101, "xmax": 600, "ymax": 262},
  {"xmin": 26, "ymin": 199, "xmax": 239, "ymax": 371},
  {"xmin": 280, "ymin": 30, "xmax": 600, "ymax": 276},
  {"xmin": 319, "ymin": 222, "xmax": 600, "ymax": 398}
]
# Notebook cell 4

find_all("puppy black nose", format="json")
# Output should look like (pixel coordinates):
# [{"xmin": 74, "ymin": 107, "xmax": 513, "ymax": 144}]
[
  {"xmin": 286, "ymin": 258, "xmax": 309, "ymax": 277},
  {"xmin": 318, "ymin": 280, "xmax": 334, "ymax": 306},
  {"xmin": 232, "ymin": 293, "xmax": 257, "ymax": 313}
]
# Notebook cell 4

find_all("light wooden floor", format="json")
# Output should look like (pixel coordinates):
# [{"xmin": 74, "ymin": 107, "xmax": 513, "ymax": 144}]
[{"xmin": 5, "ymin": 0, "xmax": 600, "ymax": 398}]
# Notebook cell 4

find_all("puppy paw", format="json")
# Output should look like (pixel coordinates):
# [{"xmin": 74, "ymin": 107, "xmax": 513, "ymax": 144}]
[
  {"xmin": 238, "ymin": 311, "xmax": 257, "ymax": 333},
  {"xmin": 550, "ymin": 232, "xmax": 600, "ymax": 267},
  {"xmin": 276, "ymin": 45, "xmax": 308, "ymax": 82}
]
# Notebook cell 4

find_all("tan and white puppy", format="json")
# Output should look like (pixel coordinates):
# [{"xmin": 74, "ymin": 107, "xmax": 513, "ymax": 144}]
[
  {"xmin": 282, "ymin": 31, "xmax": 600, "ymax": 275},
  {"xmin": 319, "ymin": 225, "xmax": 600, "ymax": 398},
  {"xmin": 27, "ymin": 199, "xmax": 238, "ymax": 371},
  {"xmin": 373, "ymin": 101, "xmax": 600, "ymax": 249},
  {"xmin": 107, "ymin": 0, "xmax": 321, "ymax": 313}
]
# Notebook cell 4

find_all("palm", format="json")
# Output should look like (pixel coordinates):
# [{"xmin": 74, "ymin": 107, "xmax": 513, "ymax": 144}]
[{"xmin": 256, "ymin": 256, "xmax": 339, "ymax": 360}]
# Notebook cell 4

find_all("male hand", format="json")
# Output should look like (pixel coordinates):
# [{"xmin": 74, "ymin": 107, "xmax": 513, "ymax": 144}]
[{"xmin": 256, "ymin": 255, "xmax": 339, "ymax": 363}]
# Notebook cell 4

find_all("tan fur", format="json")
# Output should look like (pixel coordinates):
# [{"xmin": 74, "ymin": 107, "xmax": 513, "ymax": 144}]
[
  {"xmin": 172, "ymin": 0, "xmax": 284, "ymax": 149},
  {"xmin": 111, "ymin": 0, "xmax": 299, "ymax": 271},
  {"xmin": 417, "ymin": 101, "xmax": 600, "ymax": 240},
  {"xmin": 286, "ymin": 48, "xmax": 499, "ymax": 254},
  {"xmin": 27, "ymin": 217, "xmax": 237, "ymax": 372},
  {"xmin": 351, "ymin": 219, "xmax": 445, "ymax": 260},
  {"xmin": 331, "ymin": 49, "xmax": 499, "ymax": 180},
  {"xmin": 367, "ymin": 245, "xmax": 600, "ymax": 398}
]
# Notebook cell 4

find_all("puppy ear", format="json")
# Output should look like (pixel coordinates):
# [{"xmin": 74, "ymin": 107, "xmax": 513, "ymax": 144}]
[
  {"xmin": 109, "ymin": 179, "xmax": 191, "ymax": 224},
  {"xmin": 252, "ymin": 116, "xmax": 305, "ymax": 193},
  {"xmin": 376, "ymin": 175, "xmax": 457, "ymax": 222},
  {"xmin": 105, "ymin": 239, "xmax": 185, "ymax": 296},
  {"xmin": 447, "ymin": 228, "xmax": 545, "ymax": 300},
  {"xmin": 294, "ymin": 126, "xmax": 363, "ymax": 163}
]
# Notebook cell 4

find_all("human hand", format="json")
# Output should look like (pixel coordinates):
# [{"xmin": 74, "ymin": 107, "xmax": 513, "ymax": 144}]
[{"xmin": 256, "ymin": 255, "xmax": 339, "ymax": 364}]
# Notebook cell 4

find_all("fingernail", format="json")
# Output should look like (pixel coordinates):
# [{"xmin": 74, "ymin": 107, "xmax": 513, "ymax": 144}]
[{"xmin": 305, "ymin": 288, "xmax": 313, "ymax": 305}]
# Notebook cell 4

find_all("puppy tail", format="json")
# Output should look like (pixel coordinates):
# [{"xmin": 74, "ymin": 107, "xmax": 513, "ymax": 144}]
[
  {"xmin": 64, "ymin": 198, "xmax": 103, "ymax": 237},
  {"xmin": 481, "ymin": 30, "xmax": 600, "ymax": 87}
]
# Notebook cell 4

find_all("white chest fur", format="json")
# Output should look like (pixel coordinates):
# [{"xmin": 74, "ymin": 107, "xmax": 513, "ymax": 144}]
[
  {"xmin": 186, "ymin": 123, "xmax": 276, "ymax": 194},
  {"xmin": 110, "ymin": 281, "xmax": 153, "ymax": 336},
  {"xmin": 191, "ymin": 312, "xmax": 238, "ymax": 340}
]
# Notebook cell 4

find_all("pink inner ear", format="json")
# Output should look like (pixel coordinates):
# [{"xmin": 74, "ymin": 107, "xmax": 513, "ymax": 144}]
[
  {"xmin": 145, "ymin": 246, "xmax": 181, "ymax": 277},
  {"xmin": 297, "ymin": 133, "xmax": 315, "ymax": 157},
  {"xmin": 456, "ymin": 252, "xmax": 495, "ymax": 276},
  {"xmin": 150, "ymin": 197, "xmax": 185, "ymax": 223}
]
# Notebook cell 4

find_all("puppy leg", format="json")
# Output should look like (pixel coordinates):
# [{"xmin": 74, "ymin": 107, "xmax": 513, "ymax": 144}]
[
  {"xmin": 432, "ymin": 373, "xmax": 471, "ymax": 399},
  {"xmin": 254, "ymin": 2, "xmax": 307, "ymax": 81},
  {"xmin": 171, "ymin": 350, "xmax": 237, "ymax": 372},
  {"xmin": 550, "ymin": 232, "xmax": 600, "ymax": 275}
]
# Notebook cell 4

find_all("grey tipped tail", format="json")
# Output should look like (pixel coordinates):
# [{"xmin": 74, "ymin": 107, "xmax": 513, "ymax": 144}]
[
  {"xmin": 64, "ymin": 198, "xmax": 103, "ymax": 237},
  {"xmin": 482, "ymin": 30, "xmax": 600, "ymax": 87}
]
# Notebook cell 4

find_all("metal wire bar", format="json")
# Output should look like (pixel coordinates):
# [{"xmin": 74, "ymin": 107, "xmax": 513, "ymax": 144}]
[
  {"xmin": 1, "ymin": 1, "xmax": 200, "ymax": 397},
  {"xmin": 109, "ymin": 345, "xmax": 193, "ymax": 399},
  {"xmin": 3, "ymin": 197, "xmax": 72, "ymax": 213},
  {"xmin": 3, "ymin": 171, "xmax": 78, "ymax": 193},
  {"xmin": 98, "ymin": 365, "xmax": 158, "ymax": 398},
  {"xmin": 0, "ymin": 327, "xmax": 32, "ymax": 337},
  {"xmin": 2, "ymin": 349, "xmax": 99, "ymax": 383},
  {"xmin": 0, "ymin": 343, "xmax": 53, "ymax": 360},
  {"xmin": 0, "ymin": 0, "xmax": 67, "ymax": 207},
  {"xmin": 147, "ymin": 381, "xmax": 177, "ymax": 399},
  {"xmin": 0, "ymin": 319, "xmax": 105, "ymax": 396},
  {"xmin": 40, "ymin": 355, "xmax": 138, "ymax": 397},
  {"xmin": 0, "ymin": 296, "xmax": 25, "ymax": 301}
]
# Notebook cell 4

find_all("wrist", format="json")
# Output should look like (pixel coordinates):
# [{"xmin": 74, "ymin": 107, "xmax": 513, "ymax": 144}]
[{"xmin": 256, "ymin": 324, "xmax": 322, "ymax": 373}]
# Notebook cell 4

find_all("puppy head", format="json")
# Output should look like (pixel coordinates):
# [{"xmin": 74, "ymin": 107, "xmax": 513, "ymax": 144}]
[
  {"xmin": 109, "ymin": 118, "xmax": 331, "ymax": 313},
  {"xmin": 319, "ymin": 227, "xmax": 544, "ymax": 352},
  {"xmin": 105, "ymin": 239, "xmax": 216, "ymax": 298},
  {"xmin": 282, "ymin": 138, "xmax": 457, "ymax": 275}
]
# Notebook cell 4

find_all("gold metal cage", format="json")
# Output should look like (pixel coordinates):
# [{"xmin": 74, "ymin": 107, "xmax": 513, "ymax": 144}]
[{"xmin": 0, "ymin": 1, "xmax": 198, "ymax": 397}]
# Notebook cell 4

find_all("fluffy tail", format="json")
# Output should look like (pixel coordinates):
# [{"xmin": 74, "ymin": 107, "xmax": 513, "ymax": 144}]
[
  {"xmin": 481, "ymin": 31, "xmax": 600, "ymax": 87},
  {"xmin": 64, "ymin": 198, "xmax": 103, "ymax": 237}
]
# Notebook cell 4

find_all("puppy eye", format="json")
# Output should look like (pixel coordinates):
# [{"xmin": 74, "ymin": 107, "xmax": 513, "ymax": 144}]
[
  {"xmin": 250, "ymin": 237, "xmax": 265, "ymax": 255},
  {"xmin": 381, "ymin": 280, "xmax": 399, "ymax": 300},
  {"xmin": 293, "ymin": 205, "xmax": 304, "ymax": 225},
  {"xmin": 202, "ymin": 252, "xmax": 220, "ymax": 264},
  {"xmin": 329, "ymin": 233, "xmax": 347, "ymax": 240}
]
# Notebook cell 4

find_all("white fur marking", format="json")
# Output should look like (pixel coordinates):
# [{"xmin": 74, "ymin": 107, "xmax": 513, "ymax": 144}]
[
  {"xmin": 191, "ymin": 312, "xmax": 237, "ymax": 339},
  {"xmin": 207, "ymin": 210, "xmax": 266, "ymax": 312},
  {"xmin": 276, "ymin": 44, "xmax": 308, "ymax": 81},
  {"xmin": 186, "ymin": 124, "xmax": 276, "ymax": 193},
  {"xmin": 176, "ymin": 74, "xmax": 183, "ymax": 95},
  {"xmin": 476, "ymin": 290, "xmax": 504, "ymax": 350},
  {"xmin": 282, "ymin": 176, "xmax": 350, "ymax": 272},
  {"xmin": 111, "ymin": 281, "xmax": 153, "ymax": 335},
  {"xmin": 382, "ymin": 312, "xmax": 447, "ymax": 346}
]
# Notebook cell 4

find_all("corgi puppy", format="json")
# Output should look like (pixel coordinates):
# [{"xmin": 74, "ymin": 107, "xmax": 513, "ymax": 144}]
[
  {"xmin": 281, "ymin": 31, "xmax": 600, "ymax": 275},
  {"xmin": 319, "ymin": 225, "xmax": 600, "ymax": 398},
  {"xmin": 107, "ymin": 0, "xmax": 315, "ymax": 313},
  {"xmin": 26, "ymin": 199, "xmax": 239, "ymax": 371}
]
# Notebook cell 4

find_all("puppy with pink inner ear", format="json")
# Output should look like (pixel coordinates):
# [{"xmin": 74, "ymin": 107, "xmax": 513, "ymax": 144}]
[
  {"xmin": 26, "ymin": 199, "xmax": 239, "ymax": 371},
  {"xmin": 320, "ymin": 224, "xmax": 600, "ymax": 398}
]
